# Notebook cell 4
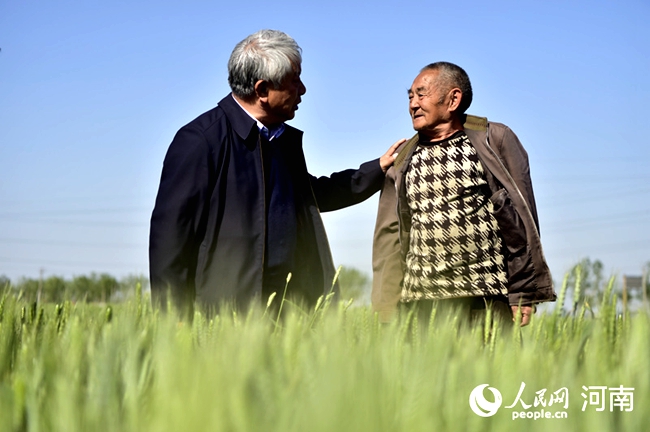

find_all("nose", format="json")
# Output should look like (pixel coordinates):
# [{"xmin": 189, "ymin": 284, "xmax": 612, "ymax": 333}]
[
  {"xmin": 299, "ymin": 78, "xmax": 306, "ymax": 95},
  {"xmin": 409, "ymin": 96, "xmax": 419, "ymax": 111}
]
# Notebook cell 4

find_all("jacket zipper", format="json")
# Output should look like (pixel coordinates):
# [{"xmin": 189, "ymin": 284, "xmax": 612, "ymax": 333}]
[
  {"xmin": 395, "ymin": 167, "xmax": 400, "ymax": 227},
  {"xmin": 395, "ymin": 139, "xmax": 419, "ymax": 250}
]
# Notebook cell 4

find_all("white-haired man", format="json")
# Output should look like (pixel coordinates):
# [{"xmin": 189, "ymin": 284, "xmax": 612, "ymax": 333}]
[{"xmin": 150, "ymin": 30, "xmax": 401, "ymax": 314}]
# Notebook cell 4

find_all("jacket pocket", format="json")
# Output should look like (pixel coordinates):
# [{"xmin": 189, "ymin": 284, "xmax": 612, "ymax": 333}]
[
  {"xmin": 490, "ymin": 188, "xmax": 526, "ymax": 254},
  {"xmin": 490, "ymin": 188, "xmax": 535, "ymax": 292}
]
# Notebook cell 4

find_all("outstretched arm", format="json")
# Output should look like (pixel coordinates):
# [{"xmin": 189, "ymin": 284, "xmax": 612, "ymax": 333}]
[{"xmin": 311, "ymin": 139, "xmax": 404, "ymax": 211}]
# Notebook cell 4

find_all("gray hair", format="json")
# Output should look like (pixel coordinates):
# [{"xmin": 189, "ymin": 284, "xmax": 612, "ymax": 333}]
[
  {"xmin": 228, "ymin": 29, "xmax": 302, "ymax": 99},
  {"xmin": 421, "ymin": 62, "xmax": 473, "ymax": 114}
]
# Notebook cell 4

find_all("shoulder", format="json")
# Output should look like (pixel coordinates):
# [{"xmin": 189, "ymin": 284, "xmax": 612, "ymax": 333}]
[
  {"xmin": 163, "ymin": 106, "xmax": 229, "ymax": 161},
  {"xmin": 179, "ymin": 105, "xmax": 228, "ymax": 136},
  {"xmin": 463, "ymin": 114, "xmax": 513, "ymax": 140},
  {"xmin": 486, "ymin": 120, "xmax": 526, "ymax": 154},
  {"xmin": 486, "ymin": 120, "xmax": 516, "ymax": 141},
  {"xmin": 464, "ymin": 115, "xmax": 527, "ymax": 163},
  {"xmin": 483, "ymin": 120, "xmax": 529, "ymax": 169},
  {"xmin": 462, "ymin": 114, "xmax": 520, "ymax": 152}
]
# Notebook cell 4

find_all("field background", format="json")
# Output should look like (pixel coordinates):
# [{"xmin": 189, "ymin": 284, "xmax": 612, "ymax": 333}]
[{"xmin": 0, "ymin": 270, "xmax": 648, "ymax": 432}]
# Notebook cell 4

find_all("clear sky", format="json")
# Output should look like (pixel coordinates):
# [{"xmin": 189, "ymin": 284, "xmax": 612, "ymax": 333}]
[{"xmin": 1, "ymin": 0, "xmax": 649, "ymax": 285}]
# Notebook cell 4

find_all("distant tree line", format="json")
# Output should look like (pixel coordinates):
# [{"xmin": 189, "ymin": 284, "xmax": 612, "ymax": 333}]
[
  {"xmin": 3, "ymin": 261, "xmax": 644, "ymax": 308},
  {"xmin": 337, "ymin": 266, "xmax": 371, "ymax": 304},
  {"xmin": 564, "ymin": 258, "xmax": 650, "ymax": 314},
  {"xmin": 0, "ymin": 273, "xmax": 148, "ymax": 303},
  {"xmin": 0, "ymin": 267, "xmax": 371, "ymax": 305}
]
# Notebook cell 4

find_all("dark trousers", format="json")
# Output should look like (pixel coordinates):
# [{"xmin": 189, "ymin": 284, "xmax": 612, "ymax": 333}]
[{"xmin": 400, "ymin": 295, "xmax": 513, "ymax": 332}]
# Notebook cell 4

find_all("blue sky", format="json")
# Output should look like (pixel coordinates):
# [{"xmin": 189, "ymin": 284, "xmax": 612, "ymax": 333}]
[{"xmin": 1, "ymin": 0, "xmax": 649, "ymax": 284}]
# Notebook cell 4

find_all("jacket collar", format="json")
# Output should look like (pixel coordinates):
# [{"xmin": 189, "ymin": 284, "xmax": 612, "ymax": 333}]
[
  {"xmin": 464, "ymin": 128, "xmax": 487, "ymax": 149},
  {"xmin": 218, "ymin": 93, "xmax": 258, "ymax": 140}
]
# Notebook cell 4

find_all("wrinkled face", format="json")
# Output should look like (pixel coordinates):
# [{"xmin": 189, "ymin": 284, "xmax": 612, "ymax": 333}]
[
  {"xmin": 408, "ymin": 69, "xmax": 449, "ymax": 134},
  {"xmin": 266, "ymin": 64, "xmax": 306, "ymax": 123}
]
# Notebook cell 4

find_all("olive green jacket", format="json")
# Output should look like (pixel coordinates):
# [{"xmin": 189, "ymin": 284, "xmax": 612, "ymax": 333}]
[{"xmin": 372, "ymin": 116, "xmax": 556, "ymax": 321}]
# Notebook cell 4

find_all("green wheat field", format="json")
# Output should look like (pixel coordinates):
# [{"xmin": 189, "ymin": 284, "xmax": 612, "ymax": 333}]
[{"xmin": 0, "ymin": 271, "xmax": 648, "ymax": 432}]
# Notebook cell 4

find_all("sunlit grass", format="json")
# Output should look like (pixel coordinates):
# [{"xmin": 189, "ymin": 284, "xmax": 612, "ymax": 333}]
[{"xmin": 0, "ymin": 275, "xmax": 647, "ymax": 432}]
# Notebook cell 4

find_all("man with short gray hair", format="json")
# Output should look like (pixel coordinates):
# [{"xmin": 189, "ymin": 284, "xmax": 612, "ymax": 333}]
[
  {"xmin": 372, "ymin": 62, "xmax": 555, "ymax": 326},
  {"xmin": 150, "ymin": 30, "xmax": 401, "ymax": 314}
]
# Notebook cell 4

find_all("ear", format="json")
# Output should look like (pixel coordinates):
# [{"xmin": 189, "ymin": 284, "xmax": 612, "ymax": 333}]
[
  {"xmin": 447, "ymin": 88, "xmax": 463, "ymax": 112},
  {"xmin": 254, "ymin": 80, "xmax": 270, "ymax": 102}
]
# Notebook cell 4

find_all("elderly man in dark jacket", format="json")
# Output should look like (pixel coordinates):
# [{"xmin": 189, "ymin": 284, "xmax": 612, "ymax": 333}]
[
  {"xmin": 149, "ymin": 30, "xmax": 401, "ymax": 314},
  {"xmin": 372, "ymin": 62, "xmax": 555, "ymax": 326}
]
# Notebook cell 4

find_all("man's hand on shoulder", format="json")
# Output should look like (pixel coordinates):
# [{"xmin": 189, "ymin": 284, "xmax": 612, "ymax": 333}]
[{"xmin": 379, "ymin": 138, "xmax": 406, "ymax": 173}]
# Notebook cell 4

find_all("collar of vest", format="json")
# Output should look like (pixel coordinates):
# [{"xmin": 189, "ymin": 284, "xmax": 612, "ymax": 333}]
[
  {"xmin": 463, "ymin": 114, "xmax": 488, "ymax": 131},
  {"xmin": 394, "ymin": 114, "xmax": 488, "ymax": 169}
]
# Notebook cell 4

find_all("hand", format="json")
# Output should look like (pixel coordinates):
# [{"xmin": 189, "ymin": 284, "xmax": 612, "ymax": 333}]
[
  {"xmin": 511, "ymin": 305, "xmax": 534, "ymax": 327},
  {"xmin": 379, "ymin": 138, "xmax": 406, "ymax": 172}
]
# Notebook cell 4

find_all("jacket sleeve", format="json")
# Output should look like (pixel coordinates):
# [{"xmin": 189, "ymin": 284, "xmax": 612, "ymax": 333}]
[
  {"xmin": 489, "ymin": 123, "xmax": 555, "ymax": 305},
  {"xmin": 149, "ymin": 126, "xmax": 212, "ymax": 314},
  {"xmin": 493, "ymin": 125, "xmax": 540, "ymax": 232},
  {"xmin": 309, "ymin": 158, "xmax": 385, "ymax": 212},
  {"xmin": 371, "ymin": 166, "xmax": 403, "ymax": 322}
]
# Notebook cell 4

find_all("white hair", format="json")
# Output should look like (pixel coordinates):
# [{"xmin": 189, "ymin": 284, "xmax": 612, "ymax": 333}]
[{"xmin": 227, "ymin": 29, "xmax": 302, "ymax": 98}]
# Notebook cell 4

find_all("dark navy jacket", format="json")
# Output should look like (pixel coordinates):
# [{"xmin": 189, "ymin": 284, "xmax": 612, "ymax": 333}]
[{"xmin": 149, "ymin": 94, "xmax": 384, "ymax": 310}]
